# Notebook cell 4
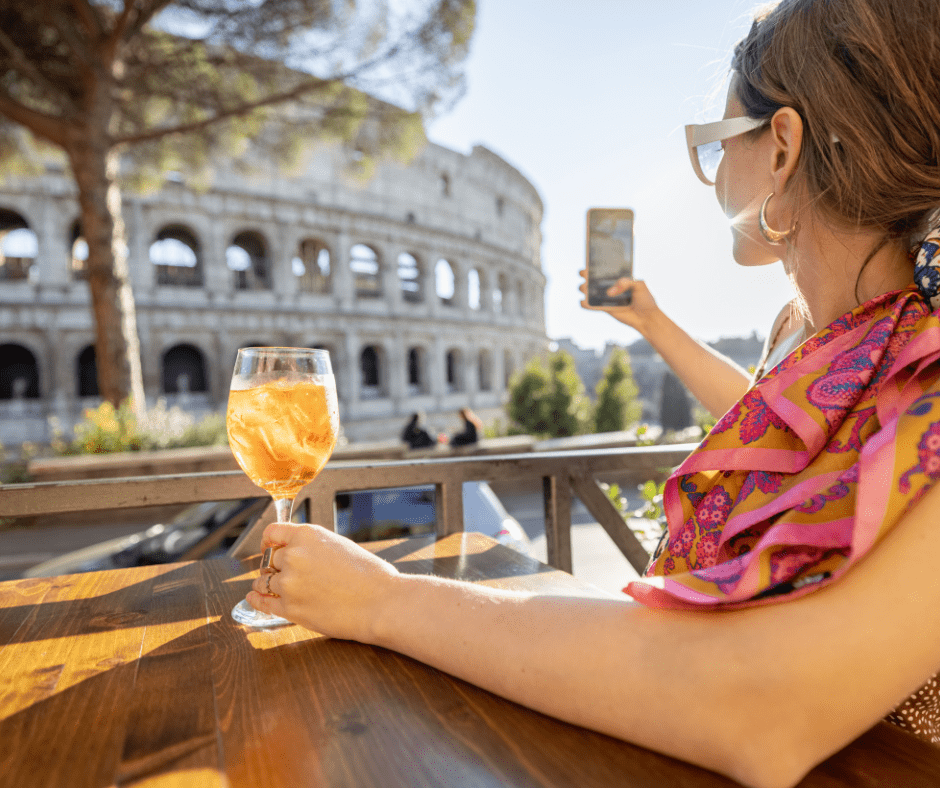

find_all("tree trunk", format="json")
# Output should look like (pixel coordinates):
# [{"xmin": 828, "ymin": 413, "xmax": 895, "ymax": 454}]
[{"xmin": 67, "ymin": 133, "xmax": 145, "ymax": 414}]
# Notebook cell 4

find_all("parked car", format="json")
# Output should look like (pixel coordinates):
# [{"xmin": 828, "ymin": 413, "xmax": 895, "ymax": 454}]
[
  {"xmin": 335, "ymin": 481, "xmax": 531, "ymax": 556},
  {"xmin": 22, "ymin": 481, "xmax": 530, "ymax": 578}
]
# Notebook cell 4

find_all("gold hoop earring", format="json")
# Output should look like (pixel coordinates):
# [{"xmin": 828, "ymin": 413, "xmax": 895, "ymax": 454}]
[{"xmin": 759, "ymin": 193, "xmax": 793, "ymax": 245}]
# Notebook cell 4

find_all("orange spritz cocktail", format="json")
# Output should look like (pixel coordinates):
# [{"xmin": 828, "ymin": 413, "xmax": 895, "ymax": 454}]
[{"xmin": 227, "ymin": 377, "xmax": 339, "ymax": 498}]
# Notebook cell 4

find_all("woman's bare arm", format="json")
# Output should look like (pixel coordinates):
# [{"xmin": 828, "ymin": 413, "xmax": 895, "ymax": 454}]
[
  {"xmin": 580, "ymin": 276, "xmax": 751, "ymax": 418},
  {"xmin": 249, "ymin": 480, "xmax": 940, "ymax": 788}
]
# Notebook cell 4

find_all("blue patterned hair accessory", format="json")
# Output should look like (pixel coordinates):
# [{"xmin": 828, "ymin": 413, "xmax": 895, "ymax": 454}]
[{"xmin": 914, "ymin": 233, "xmax": 940, "ymax": 309}]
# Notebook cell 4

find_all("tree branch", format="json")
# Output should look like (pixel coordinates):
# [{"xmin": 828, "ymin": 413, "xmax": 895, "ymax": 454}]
[
  {"xmin": 0, "ymin": 91, "xmax": 68, "ymax": 148},
  {"xmin": 47, "ymin": 5, "xmax": 96, "ymax": 70},
  {"xmin": 0, "ymin": 28, "xmax": 74, "ymax": 111},
  {"xmin": 114, "ymin": 76, "xmax": 342, "ymax": 145},
  {"xmin": 68, "ymin": 0, "xmax": 107, "ymax": 40}
]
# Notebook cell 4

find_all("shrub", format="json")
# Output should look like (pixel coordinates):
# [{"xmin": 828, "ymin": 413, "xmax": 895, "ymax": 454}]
[
  {"xmin": 507, "ymin": 351, "xmax": 591, "ymax": 438},
  {"xmin": 594, "ymin": 347, "xmax": 641, "ymax": 433},
  {"xmin": 53, "ymin": 398, "xmax": 228, "ymax": 456}
]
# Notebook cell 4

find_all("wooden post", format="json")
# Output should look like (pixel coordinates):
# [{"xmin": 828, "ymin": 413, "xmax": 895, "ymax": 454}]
[
  {"xmin": 435, "ymin": 481, "xmax": 464, "ymax": 537},
  {"xmin": 543, "ymin": 474, "xmax": 572, "ymax": 573}
]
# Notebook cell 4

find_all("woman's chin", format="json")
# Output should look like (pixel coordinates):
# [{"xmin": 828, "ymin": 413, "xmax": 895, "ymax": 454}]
[{"xmin": 732, "ymin": 231, "xmax": 782, "ymax": 267}]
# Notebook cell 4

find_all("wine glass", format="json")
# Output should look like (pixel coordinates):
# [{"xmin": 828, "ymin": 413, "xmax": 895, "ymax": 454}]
[{"xmin": 226, "ymin": 347, "xmax": 339, "ymax": 627}]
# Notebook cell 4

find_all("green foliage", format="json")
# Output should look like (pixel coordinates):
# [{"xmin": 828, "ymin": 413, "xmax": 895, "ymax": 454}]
[
  {"xmin": 694, "ymin": 406, "xmax": 717, "ymax": 436},
  {"xmin": 634, "ymin": 479, "xmax": 666, "ymax": 522},
  {"xmin": 593, "ymin": 347, "xmax": 641, "ymax": 433},
  {"xmin": 507, "ymin": 351, "xmax": 591, "ymax": 438},
  {"xmin": 53, "ymin": 399, "xmax": 228, "ymax": 456},
  {"xmin": 0, "ymin": 441, "xmax": 35, "ymax": 485},
  {"xmin": 634, "ymin": 423, "xmax": 656, "ymax": 446}
]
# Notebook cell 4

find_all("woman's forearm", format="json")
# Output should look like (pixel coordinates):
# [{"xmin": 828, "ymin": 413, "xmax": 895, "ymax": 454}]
[
  {"xmin": 639, "ymin": 309, "xmax": 751, "ymax": 418},
  {"xmin": 371, "ymin": 576, "xmax": 805, "ymax": 787}
]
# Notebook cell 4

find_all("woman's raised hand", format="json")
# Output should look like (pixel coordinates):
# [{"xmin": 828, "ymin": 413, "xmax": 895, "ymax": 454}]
[
  {"xmin": 578, "ymin": 272, "xmax": 660, "ymax": 335},
  {"xmin": 247, "ymin": 521, "xmax": 400, "ymax": 642}
]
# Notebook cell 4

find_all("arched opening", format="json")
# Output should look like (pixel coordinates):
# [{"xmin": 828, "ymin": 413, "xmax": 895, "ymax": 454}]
[
  {"xmin": 360, "ymin": 345, "xmax": 383, "ymax": 398},
  {"xmin": 162, "ymin": 344, "xmax": 208, "ymax": 394},
  {"xmin": 440, "ymin": 173, "xmax": 451, "ymax": 197},
  {"xmin": 503, "ymin": 350, "xmax": 515, "ymax": 389},
  {"xmin": 0, "ymin": 344, "xmax": 40, "ymax": 399},
  {"xmin": 293, "ymin": 238, "xmax": 331, "ymax": 294},
  {"xmin": 493, "ymin": 273, "xmax": 507, "ymax": 314},
  {"xmin": 69, "ymin": 220, "xmax": 88, "ymax": 281},
  {"xmin": 227, "ymin": 231, "xmax": 270, "ymax": 291},
  {"xmin": 467, "ymin": 268, "xmax": 481, "ymax": 311},
  {"xmin": 407, "ymin": 346, "xmax": 426, "ymax": 395},
  {"xmin": 0, "ymin": 209, "xmax": 37, "ymax": 282},
  {"xmin": 398, "ymin": 252, "xmax": 422, "ymax": 303},
  {"xmin": 351, "ymin": 244, "xmax": 381, "ymax": 298},
  {"xmin": 517, "ymin": 280, "xmax": 527, "ymax": 316},
  {"xmin": 435, "ymin": 259, "xmax": 455, "ymax": 306},
  {"xmin": 445, "ymin": 348, "xmax": 463, "ymax": 393},
  {"xmin": 151, "ymin": 225, "xmax": 202, "ymax": 287},
  {"xmin": 77, "ymin": 345, "xmax": 99, "ymax": 398},
  {"xmin": 478, "ymin": 349, "xmax": 493, "ymax": 391}
]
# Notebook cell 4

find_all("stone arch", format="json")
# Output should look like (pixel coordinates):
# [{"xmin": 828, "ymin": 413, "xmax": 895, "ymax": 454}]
[
  {"xmin": 467, "ymin": 268, "xmax": 481, "ymax": 311},
  {"xmin": 162, "ymin": 343, "xmax": 208, "ymax": 394},
  {"xmin": 76, "ymin": 344, "xmax": 99, "ymax": 398},
  {"xmin": 0, "ymin": 208, "xmax": 37, "ymax": 283},
  {"xmin": 445, "ymin": 347, "xmax": 464, "ymax": 393},
  {"xmin": 503, "ymin": 349, "xmax": 515, "ymax": 388},
  {"xmin": 151, "ymin": 224, "xmax": 202, "ymax": 287},
  {"xmin": 359, "ymin": 344, "xmax": 386, "ymax": 398},
  {"xmin": 435, "ymin": 258, "xmax": 455, "ymax": 306},
  {"xmin": 69, "ymin": 219, "xmax": 88, "ymax": 281},
  {"xmin": 493, "ymin": 272, "xmax": 507, "ymax": 313},
  {"xmin": 0, "ymin": 343, "xmax": 40, "ymax": 399},
  {"xmin": 293, "ymin": 238, "xmax": 331, "ymax": 294},
  {"xmin": 398, "ymin": 252, "xmax": 423, "ymax": 303},
  {"xmin": 406, "ymin": 345, "xmax": 428, "ymax": 395},
  {"xmin": 227, "ymin": 230, "xmax": 270, "ymax": 291},
  {"xmin": 351, "ymin": 243, "xmax": 382, "ymax": 298},
  {"xmin": 478, "ymin": 348, "xmax": 493, "ymax": 391}
]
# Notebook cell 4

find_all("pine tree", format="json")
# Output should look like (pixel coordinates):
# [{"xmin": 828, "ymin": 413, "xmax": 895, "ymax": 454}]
[
  {"xmin": 593, "ymin": 347, "xmax": 641, "ymax": 433},
  {"xmin": 507, "ymin": 351, "xmax": 591, "ymax": 438},
  {"xmin": 0, "ymin": 1, "xmax": 475, "ymax": 407}
]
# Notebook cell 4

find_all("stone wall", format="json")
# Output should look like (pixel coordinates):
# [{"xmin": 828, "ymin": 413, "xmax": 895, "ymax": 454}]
[{"xmin": 0, "ymin": 139, "xmax": 548, "ymax": 446}]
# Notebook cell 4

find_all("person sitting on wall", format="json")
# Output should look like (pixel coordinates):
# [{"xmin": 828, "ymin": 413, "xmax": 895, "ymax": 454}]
[
  {"xmin": 401, "ymin": 412, "xmax": 435, "ymax": 449},
  {"xmin": 449, "ymin": 407, "xmax": 482, "ymax": 447}
]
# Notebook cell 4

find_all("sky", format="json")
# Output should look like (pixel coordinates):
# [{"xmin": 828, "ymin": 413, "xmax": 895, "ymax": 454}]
[{"xmin": 426, "ymin": 0, "xmax": 795, "ymax": 351}]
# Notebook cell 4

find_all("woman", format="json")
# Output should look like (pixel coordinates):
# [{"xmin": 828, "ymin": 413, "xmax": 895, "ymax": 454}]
[
  {"xmin": 246, "ymin": 2, "xmax": 940, "ymax": 785},
  {"xmin": 449, "ymin": 407, "xmax": 482, "ymax": 447}
]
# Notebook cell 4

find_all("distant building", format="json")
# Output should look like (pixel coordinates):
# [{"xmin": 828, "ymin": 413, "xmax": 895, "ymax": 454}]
[
  {"xmin": 0, "ymin": 139, "xmax": 548, "ymax": 446},
  {"xmin": 556, "ymin": 332, "xmax": 765, "ymax": 425}
]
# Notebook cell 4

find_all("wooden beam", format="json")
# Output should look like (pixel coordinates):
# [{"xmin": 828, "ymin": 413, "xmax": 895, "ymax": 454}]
[
  {"xmin": 543, "ymin": 475, "xmax": 573, "ymax": 573},
  {"xmin": 569, "ymin": 474, "xmax": 650, "ymax": 575}
]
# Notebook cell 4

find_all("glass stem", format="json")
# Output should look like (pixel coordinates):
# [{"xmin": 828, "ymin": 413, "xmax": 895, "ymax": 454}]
[{"xmin": 274, "ymin": 497, "xmax": 294, "ymax": 523}]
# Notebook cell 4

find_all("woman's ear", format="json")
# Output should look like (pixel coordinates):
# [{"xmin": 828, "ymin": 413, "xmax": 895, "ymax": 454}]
[{"xmin": 769, "ymin": 107, "xmax": 803, "ymax": 193}]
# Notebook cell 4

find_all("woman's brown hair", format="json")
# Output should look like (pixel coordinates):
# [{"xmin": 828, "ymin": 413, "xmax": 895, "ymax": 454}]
[{"xmin": 732, "ymin": 0, "xmax": 940, "ymax": 246}]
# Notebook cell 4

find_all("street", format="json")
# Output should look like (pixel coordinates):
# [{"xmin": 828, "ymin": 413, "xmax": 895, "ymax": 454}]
[{"xmin": 0, "ymin": 479, "xmax": 657, "ymax": 593}]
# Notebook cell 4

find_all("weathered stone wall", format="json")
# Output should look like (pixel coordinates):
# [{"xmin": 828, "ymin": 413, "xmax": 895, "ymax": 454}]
[{"xmin": 0, "ymin": 139, "xmax": 548, "ymax": 446}]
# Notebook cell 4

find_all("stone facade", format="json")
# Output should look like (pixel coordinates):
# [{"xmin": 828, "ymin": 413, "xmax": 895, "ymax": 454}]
[{"xmin": 0, "ymin": 139, "xmax": 547, "ymax": 446}]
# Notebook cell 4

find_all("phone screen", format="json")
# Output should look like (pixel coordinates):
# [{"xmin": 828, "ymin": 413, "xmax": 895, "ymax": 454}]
[{"xmin": 586, "ymin": 208, "xmax": 634, "ymax": 306}]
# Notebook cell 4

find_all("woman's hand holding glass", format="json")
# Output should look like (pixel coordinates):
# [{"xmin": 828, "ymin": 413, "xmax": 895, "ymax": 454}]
[{"xmin": 248, "ymin": 521, "xmax": 400, "ymax": 642}]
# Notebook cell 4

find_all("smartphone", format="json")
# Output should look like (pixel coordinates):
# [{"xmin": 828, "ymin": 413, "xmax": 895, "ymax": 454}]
[{"xmin": 586, "ymin": 207, "xmax": 634, "ymax": 306}]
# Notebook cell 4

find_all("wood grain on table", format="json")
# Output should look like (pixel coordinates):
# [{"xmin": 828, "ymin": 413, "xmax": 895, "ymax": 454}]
[{"xmin": 1, "ymin": 533, "xmax": 938, "ymax": 788}]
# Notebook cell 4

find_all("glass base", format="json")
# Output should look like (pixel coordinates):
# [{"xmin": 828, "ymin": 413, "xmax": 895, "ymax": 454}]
[{"xmin": 231, "ymin": 599, "xmax": 292, "ymax": 628}]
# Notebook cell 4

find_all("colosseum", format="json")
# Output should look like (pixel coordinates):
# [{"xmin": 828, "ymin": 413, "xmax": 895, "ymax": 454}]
[{"xmin": 0, "ymin": 138, "xmax": 548, "ymax": 446}]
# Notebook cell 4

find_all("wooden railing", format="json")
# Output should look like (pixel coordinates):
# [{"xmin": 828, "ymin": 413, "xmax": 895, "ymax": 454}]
[{"xmin": 0, "ymin": 445, "xmax": 696, "ymax": 574}]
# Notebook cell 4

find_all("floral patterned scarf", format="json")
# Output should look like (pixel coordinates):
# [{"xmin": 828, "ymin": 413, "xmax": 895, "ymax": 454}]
[{"xmin": 628, "ymin": 236, "xmax": 940, "ymax": 610}]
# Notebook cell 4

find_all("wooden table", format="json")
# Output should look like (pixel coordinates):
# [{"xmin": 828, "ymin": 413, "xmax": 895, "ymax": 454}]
[{"xmin": 2, "ymin": 532, "xmax": 939, "ymax": 787}]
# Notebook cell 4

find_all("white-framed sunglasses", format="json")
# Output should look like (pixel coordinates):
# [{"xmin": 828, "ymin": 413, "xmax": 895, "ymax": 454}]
[{"xmin": 685, "ymin": 116, "xmax": 766, "ymax": 186}]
